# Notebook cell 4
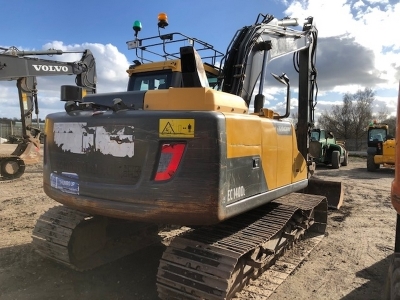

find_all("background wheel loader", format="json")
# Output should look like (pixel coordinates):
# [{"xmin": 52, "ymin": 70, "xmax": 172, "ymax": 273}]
[{"xmin": 367, "ymin": 121, "xmax": 395, "ymax": 172}]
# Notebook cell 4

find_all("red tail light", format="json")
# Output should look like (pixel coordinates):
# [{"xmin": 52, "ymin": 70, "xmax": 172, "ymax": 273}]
[{"xmin": 154, "ymin": 143, "xmax": 186, "ymax": 181}]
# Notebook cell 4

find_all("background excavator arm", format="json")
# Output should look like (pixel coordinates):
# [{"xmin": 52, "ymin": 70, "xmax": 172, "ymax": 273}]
[{"xmin": 0, "ymin": 47, "xmax": 97, "ymax": 179}]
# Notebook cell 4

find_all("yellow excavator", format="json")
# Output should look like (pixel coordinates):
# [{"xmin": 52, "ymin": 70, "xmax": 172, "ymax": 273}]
[
  {"xmin": 0, "ymin": 47, "xmax": 96, "ymax": 180},
  {"xmin": 32, "ymin": 13, "xmax": 343, "ymax": 298}
]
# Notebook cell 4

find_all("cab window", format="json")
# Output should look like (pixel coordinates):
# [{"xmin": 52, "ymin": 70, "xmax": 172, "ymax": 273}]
[
  {"xmin": 369, "ymin": 128, "xmax": 387, "ymax": 141},
  {"xmin": 310, "ymin": 131, "xmax": 320, "ymax": 141},
  {"xmin": 128, "ymin": 71, "xmax": 172, "ymax": 91},
  {"xmin": 206, "ymin": 72, "xmax": 219, "ymax": 89}
]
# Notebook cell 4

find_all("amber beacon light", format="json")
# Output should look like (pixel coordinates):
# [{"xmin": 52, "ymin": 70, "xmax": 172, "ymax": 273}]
[{"xmin": 158, "ymin": 13, "xmax": 169, "ymax": 28}]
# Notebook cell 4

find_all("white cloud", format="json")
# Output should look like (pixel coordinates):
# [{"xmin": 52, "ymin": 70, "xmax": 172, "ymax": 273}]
[
  {"xmin": 283, "ymin": 0, "xmax": 400, "ymax": 87},
  {"xmin": 279, "ymin": 0, "xmax": 399, "ymax": 120}
]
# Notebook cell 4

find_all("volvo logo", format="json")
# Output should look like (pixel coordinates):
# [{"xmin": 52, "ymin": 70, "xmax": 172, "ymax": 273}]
[
  {"xmin": 32, "ymin": 65, "xmax": 69, "ymax": 72},
  {"xmin": 274, "ymin": 123, "xmax": 292, "ymax": 135}
]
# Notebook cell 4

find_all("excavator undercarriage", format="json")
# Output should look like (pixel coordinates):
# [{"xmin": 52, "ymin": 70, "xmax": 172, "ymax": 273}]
[
  {"xmin": 32, "ymin": 192, "xmax": 327, "ymax": 299},
  {"xmin": 157, "ymin": 193, "xmax": 327, "ymax": 299}
]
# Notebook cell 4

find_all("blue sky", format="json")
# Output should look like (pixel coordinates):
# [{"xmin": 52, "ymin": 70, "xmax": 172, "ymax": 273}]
[{"xmin": 1, "ymin": 0, "xmax": 399, "ymax": 121}]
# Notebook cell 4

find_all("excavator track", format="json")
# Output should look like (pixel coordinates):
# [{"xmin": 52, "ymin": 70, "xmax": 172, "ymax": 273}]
[
  {"xmin": 0, "ymin": 154, "xmax": 25, "ymax": 181},
  {"xmin": 156, "ymin": 192, "xmax": 327, "ymax": 299},
  {"xmin": 32, "ymin": 205, "xmax": 160, "ymax": 271}
]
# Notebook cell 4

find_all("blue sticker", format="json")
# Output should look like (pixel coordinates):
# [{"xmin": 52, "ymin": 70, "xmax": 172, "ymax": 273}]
[{"xmin": 50, "ymin": 172, "xmax": 79, "ymax": 195}]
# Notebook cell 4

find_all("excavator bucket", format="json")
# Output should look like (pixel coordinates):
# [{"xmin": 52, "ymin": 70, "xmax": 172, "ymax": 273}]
[
  {"xmin": 302, "ymin": 177, "xmax": 344, "ymax": 209},
  {"xmin": 11, "ymin": 142, "xmax": 41, "ymax": 164}
]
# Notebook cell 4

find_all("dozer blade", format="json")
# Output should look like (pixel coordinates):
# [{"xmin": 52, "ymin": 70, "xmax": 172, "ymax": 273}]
[
  {"xmin": 11, "ymin": 142, "xmax": 41, "ymax": 164},
  {"xmin": 302, "ymin": 177, "xmax": 344, "ymax": 209}
]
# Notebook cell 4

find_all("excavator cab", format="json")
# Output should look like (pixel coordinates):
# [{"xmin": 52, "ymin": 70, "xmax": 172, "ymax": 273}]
[
  {"xmin": 125, "ymin": 16, "xmax": 222, "ymax": 93},
  {"xmin": 126, "ymin": 61, "xmax": 220, "ymax": 91}
]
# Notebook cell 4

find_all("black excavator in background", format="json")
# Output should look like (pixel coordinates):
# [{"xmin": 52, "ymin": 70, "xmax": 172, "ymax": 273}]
[
  {"xmin": 32, "ymin": 13, "xmax": 344, "ymax": 298},
  {"xmin": 0, "ymin": 47, "xmax": 96, "ymax": 180}
]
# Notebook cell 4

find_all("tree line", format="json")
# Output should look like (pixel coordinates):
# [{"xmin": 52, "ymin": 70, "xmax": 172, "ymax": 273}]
[
  {"xmin": 291, "ymin": 88, "xmax": 396, "ymax": 151},
  {"xmin": 316, "ymin": 88, "xmax": 396, "ymax": 151},
  {"xmin": 0, "ymin": 117, "xmax": 46, "ymax": 124}
]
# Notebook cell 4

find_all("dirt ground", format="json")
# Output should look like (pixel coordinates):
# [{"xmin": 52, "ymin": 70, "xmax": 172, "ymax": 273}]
[{"xmin": 0, "ymin": 143, "xmax": 396, "ymax": 300}]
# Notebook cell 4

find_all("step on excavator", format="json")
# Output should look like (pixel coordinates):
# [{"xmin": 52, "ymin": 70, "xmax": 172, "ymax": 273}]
[
  {"xmin": 0, "ymin": 47, "xmax": 96, "ymax": 180},
  {"xmin": 32, "ymin": 13, "xmax": 344, "ymax": 298}
]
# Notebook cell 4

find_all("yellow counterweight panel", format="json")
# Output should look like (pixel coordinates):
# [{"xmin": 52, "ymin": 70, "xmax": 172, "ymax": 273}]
[{"xmin": 144, "ymin": 87, "xmax": 248, "ymax": 113}]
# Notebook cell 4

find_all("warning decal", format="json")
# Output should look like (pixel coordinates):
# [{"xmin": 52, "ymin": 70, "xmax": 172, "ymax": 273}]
[{"xmin": 159, "ymin": 119, "xmax": 195, "ymax": 138}]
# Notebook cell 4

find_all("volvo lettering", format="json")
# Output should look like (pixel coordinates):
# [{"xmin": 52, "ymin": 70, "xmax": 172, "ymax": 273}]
[{"xmin": 32, "ymin": 65, "xmax": 69, "ymax": 72}]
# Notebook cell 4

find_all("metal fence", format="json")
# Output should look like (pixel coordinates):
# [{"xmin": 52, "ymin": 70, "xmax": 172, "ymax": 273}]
[
  {"xmin": 0, "ymin": 122, "xmax": 16, "ymax": 142},
  {"xmin": 341, "ymin": 138, "xmax": 368, "ymax": 152},
  {"xmin": 0, "ymin": 122, "xmax": 45, "ymax": 143}
]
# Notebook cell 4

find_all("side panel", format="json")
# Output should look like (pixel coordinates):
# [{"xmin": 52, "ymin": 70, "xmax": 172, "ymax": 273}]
[
  {"xmin": 221, "ymin": 114, "xmax": 308, "ymax": 219},
  {"xmin": 223, "ymin": 114, "xmax": 265, "ymax": 208},
  {"xmin": 223, "ymin": 114, "xmax": 307, "ymax": 190}
]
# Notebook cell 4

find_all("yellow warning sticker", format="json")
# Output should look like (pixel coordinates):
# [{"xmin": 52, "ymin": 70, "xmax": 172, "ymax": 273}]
[{"xmin": 159, "ymin": 119, "xmax": 195, "ymax": 138}]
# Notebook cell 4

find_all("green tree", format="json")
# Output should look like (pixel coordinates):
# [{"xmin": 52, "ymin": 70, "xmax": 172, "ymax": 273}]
[{"xmin": 318, "ymin": 88, "xmax": 375, "ymax": 150}]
